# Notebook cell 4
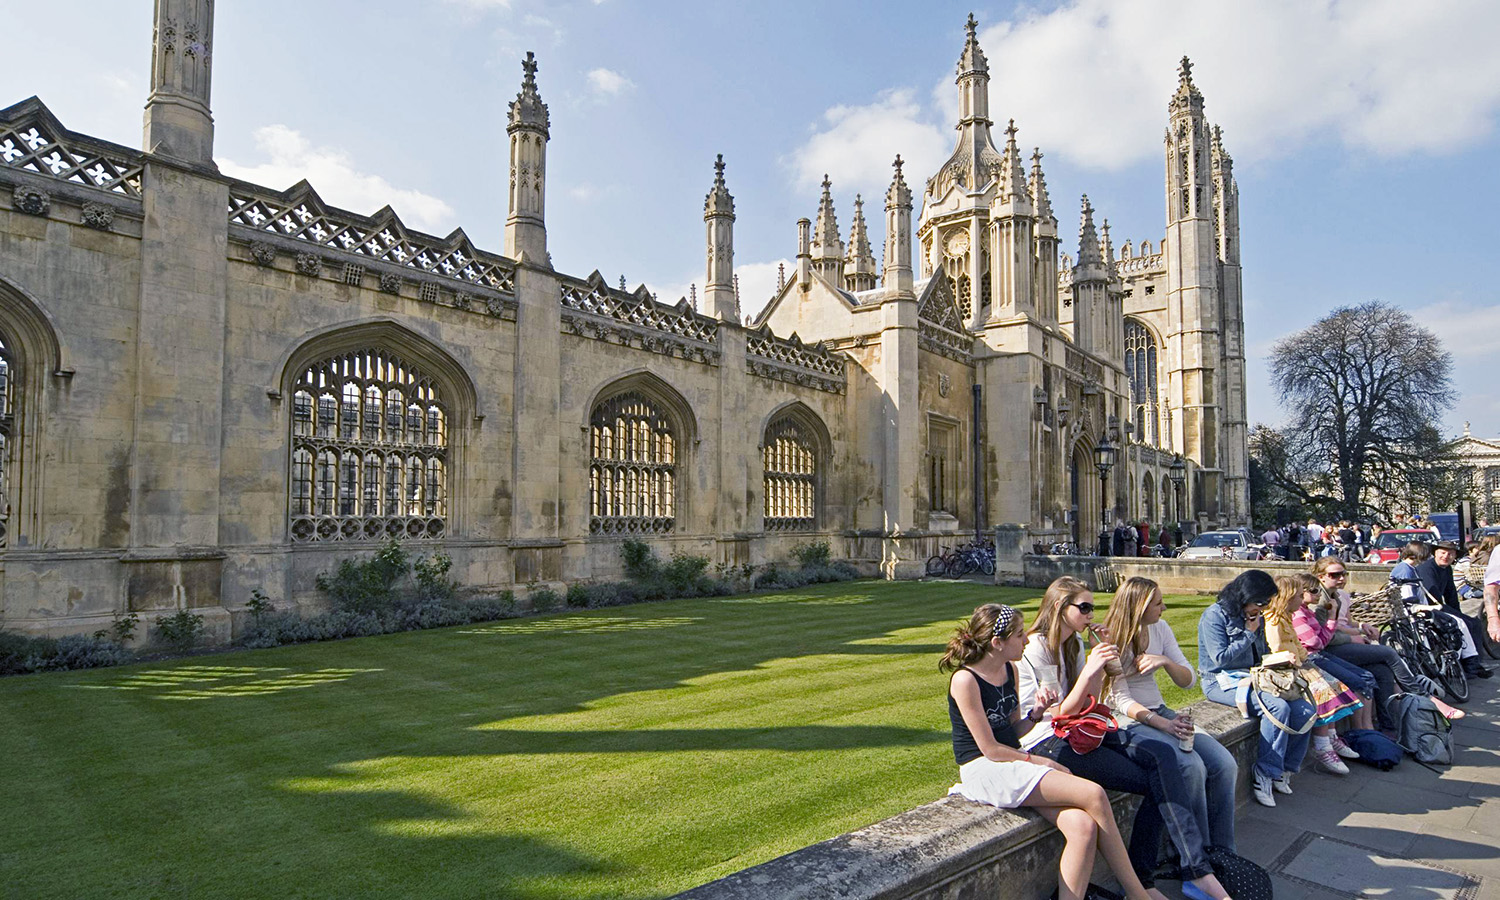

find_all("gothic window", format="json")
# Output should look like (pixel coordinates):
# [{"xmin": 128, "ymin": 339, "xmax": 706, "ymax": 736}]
[
  {"xmin": 929, "ymin": 418, "xmax": 958, "ymax": 515},
  {"xmin": 763, "ymin": 416, "xmax": 818, "ymax": 532},
  {"xmin": 1124, "ymin": 320, "xmax": 1160, "ymax": 446},
  {"xmin": 289, "ymin": 349, "xmax": 448, "ymax": 542},
  {"xmin": 590, "ymin": 392, "xmax": 676, "ymax": 534}
]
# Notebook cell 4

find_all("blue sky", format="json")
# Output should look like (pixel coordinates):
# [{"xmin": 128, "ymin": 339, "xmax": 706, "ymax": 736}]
[{"xmin": 7, "ymin": 0, "xmax": 1500, "ymax": 438}]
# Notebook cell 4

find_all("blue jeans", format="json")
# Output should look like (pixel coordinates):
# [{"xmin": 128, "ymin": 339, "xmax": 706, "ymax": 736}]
[
  {"xmin": 1311, "ymin": 651, "xmax": 1377, "ymax": 698},
  {"xmin": 1202, "ymin": 678, "xmax": 1314, "ymax": 780},
  {"xmin": 1031, "ymin": 732, "xmax": 1164, "ymax": 887},
  {"xmin": 1120, "ymin": 707, "xmax": 1238, "ymax": 855}
]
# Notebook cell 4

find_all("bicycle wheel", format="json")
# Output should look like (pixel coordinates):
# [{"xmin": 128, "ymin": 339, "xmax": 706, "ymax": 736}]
[
  {"xmin": 946, "ymin": 555, "xmax": 972, "ymax": 579},
  {"xmin": 979, "ymin": 554, "xmax": 995, "ymax": 577},
  {"xmin": 1382, "ymin": 627, "xmax": 1425, "ymax": 680},
  {"xmin": 925, "ymin": 554, "xmax": 947, "ymax": 577},
  {"xmin": 1432, "ymin": 647, "xmax": 1469, "ymax": 703}
]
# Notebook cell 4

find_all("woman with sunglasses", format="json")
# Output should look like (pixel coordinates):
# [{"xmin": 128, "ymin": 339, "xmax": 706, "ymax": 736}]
[
  {"xmin": 1198, "ymin": 570, "xmax": 1315, "ymax": 808},
  {"xmin": 1019, "ymin": 577, "xmax": 1230, "ymax": 899},
  {"xmin": 1268, "ymin": 574, "xmax": 1370, "ymax": 774},
  {"xmin": 1102, "ymin": 576, "xmax": 1241, "ymax": 899},
  {"xmin": 1313, "ymin": 554, "xmax": 1465, "ymax": 724},
  {"xmin": 943, "ymin": 603, "xmax": 1160, "ymax": 900}
]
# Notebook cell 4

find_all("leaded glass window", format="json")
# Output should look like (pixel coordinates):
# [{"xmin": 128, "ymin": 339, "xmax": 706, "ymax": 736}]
[
  {"xmin": 289, "ymin": 349, "xmax": 448, "ymax": 542},
  {"xmin": 589, "ymin": 392, "xmax": 676, "ymax": 533},
  {"xmin": 1124, "ymin": 319, "xmax": 1159, "ymax": 446},
  {"xmin": 763, "ymin": 416, "xmax": 818, "ymax": 531}
]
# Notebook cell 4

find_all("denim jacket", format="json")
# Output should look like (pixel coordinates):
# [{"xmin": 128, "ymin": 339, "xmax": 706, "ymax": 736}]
[{"xmin": 1198, "ymin": 601, "xmax": 1268, "ymax": 689}]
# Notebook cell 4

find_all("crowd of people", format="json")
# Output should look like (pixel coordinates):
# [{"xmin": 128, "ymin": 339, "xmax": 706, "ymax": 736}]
[{"xmin": 940, "ymin": 535, "xmax": 1499, "ymax": 900}]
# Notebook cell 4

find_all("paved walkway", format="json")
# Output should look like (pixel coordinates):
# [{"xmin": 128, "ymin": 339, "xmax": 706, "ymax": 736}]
[{"xmin": 1164, "ymin": 674, "xmax": 1500, "ymax": 900}]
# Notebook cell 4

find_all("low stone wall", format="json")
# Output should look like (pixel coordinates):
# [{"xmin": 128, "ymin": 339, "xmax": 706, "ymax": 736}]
[
  {"xmin": 673, "ymin": 700, "xmax": 1256, "ymax": 900},
  {"xmin": 1009, "ymin": 552, "xmax": 1392, "ymax": 596}
]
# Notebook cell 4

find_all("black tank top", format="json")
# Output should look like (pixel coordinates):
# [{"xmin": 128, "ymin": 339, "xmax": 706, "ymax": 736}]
[{"xmin": 948, "ymin": 663, "xmax": 1022, "ymax": 765}]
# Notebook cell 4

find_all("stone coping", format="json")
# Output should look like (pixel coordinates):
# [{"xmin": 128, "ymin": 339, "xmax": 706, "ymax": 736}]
[{"xmin": 674, "ymin": 700, "xmax": 1257, "ymax": 900}]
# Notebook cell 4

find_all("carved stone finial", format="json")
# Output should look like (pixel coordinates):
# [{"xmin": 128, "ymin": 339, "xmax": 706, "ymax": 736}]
[
  {"xmin": 522, "ymin": 51, "xmax": 539, "ymax": 86},
  {"xmin": 1005, "ymin": 118, "xmax": 1018, "ymax": 140},
  {"xmin": 714, "ymin": 153, "xmax": 725, "ymax": 186},
  {"xmin": 508, "ymin": 50, "xmax": 550, "ymax": 136},
  {"xmin": 966, "ymin": 13, "xmax": 977, "ymax": 38},
  {"xmin": 886, "ymin": 156, "xmax": 912, "ymax": 209},
  {"xmin": 1179, "ymin": 56, "xmax": 1193, "ymax": 86},
  {"xmin": 704, "ymin": 153, "xmax": 734, "ymax": 218}
]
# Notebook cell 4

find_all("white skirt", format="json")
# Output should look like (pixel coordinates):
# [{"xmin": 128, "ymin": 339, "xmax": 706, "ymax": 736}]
[{"xmin": 949, "ymin": 756, "xmax": 1052, "ymax": 809}]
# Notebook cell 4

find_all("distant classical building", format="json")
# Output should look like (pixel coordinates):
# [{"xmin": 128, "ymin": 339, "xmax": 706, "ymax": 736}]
[{"xmin": 0, "ymin": 2, "xmax": 1248, "ymax": 642}]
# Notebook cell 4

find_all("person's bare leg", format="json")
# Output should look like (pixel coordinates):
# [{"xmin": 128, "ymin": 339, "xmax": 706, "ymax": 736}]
[
  {"xmin": 1025, "ymin": 772, "xmax": 1153, "ymax": 900},
  {"xmin": 1353, "ymin": 698, "xmax": 1374, "ymax": 731},
  {"xmin": 1036, "ymin": 806, "xmax": 1096, "ymax": 900},
  {"xmin": 1432, "ymin": 695, "xmax": 1466, "ymax": 719}
]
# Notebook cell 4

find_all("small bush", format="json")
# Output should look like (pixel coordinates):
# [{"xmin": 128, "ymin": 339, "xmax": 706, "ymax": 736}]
[
  {"xmin": 791, "ymin": 541, "xmax": 832, "ymax": 568},
  {"xmin": 663, "ymin": 552, "xmax": 711, "ymax": 595},
  {"xmin": 154, "ymin": 610, "xmax": 205, "ymax": 651},
  {"xmin": 621, "ymin": 540, "xmax": 660, "ymax": 581},
  {"xmin": 1, "ymin": 631, "xmax": 131, "ymax": 675},
  {"xmin": 528, "ymin": 588, "xmax": 562, "ymax": 612},
  {"xmin": 413, "ymin": 551, "xmax": 456, "ymax": 602},
  {"xmin": 93, "ymin": 610, "xmax": 140, "ymax": 644},
  {"xmin": 315, "ymin": 539, "xmax": 409, "ymax": 614}
]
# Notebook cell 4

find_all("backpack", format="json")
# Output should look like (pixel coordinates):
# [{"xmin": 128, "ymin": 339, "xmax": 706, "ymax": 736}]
[
  {"xmin": 1340, "ymin": 728, "xmax": 1403, "ymax": 771},
  {"xmin": 1207, "ymin": 847, "xmax": 1274, "ymax": 900},
  {"xmin": 1386, "ymin": 693, "xmax": 1453, "ymax": 765}
]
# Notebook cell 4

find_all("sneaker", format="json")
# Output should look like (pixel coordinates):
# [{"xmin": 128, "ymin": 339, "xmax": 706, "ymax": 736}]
[
  {"xmin": 1330, "ymin": 734, "xmax": 1360, "ymax": 759},
  {"xmin": 1253, "ymin": 770, "xmax": 1276, "ymax": 807},
  {"xmin": 1274, "ymin": 773, "xmax": 1294, "ymax": 794},
  {"xmin": 1314, "ymin": 748, "xmax": 1350, "ymax": 775}
]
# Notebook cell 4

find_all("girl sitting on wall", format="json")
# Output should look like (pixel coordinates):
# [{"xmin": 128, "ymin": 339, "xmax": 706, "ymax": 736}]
[
  {"xmin": 1102, "ymin": 577, "xmax": 1239, "ymax": 876},
  {"xmin": 1019, "ymin": 577, "xmax": 1235, "ymax": 899},
  {"xmin": 943, "ymin": 603, "xmax": 1160, "ymax": 900}
]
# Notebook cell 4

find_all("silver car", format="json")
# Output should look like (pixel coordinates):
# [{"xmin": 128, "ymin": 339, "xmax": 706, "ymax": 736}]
[{"xmin": 1179, "ymin": 530, "xmax": 1261, "ymax": 560}]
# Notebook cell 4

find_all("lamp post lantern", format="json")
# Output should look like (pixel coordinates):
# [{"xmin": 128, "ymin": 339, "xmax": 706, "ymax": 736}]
[
  {"xmin": 1093, "ymin": 434, "xmax": 1116, "ymax": 557},
  {"xmin": 1168, "ymin": 454, "xmax": 1186, "ymax": 542}
]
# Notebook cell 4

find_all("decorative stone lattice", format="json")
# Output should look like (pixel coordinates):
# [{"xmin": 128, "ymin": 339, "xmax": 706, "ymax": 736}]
[
  {"xmin": 560, "ymin": 276, "xmax": 719, "ymax": 366},
  {"xmin": 0, "ymin": 104, "xmax": 144, "ymax": 199},
  {"xmin": 12, "ymin": 186, "xmax": 49, "ymax": 216},
  {"xmin": 227, "ymin": 183, "xmax": 516, "ymax": 295},
  {"xmin": 917, "ymin": 274, "xmax": 973, "ymax": 363},
  {"xmin": 79, "ymin": 202, "xmax": 114, "ymax": 230},
  {"xmin": 746, "ymin": 327, "xmax": 845, "ymax": 394}
]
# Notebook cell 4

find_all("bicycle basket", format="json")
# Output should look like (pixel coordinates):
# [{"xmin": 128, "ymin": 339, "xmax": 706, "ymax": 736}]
[{"xmin": 1348, "ymin": 584, "xmax": 1398, "ymax": 627}]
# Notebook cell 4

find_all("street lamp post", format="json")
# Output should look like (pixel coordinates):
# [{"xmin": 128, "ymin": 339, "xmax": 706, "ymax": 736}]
[
  {"xmin": 1168, "ymin": 454, "xmax": 1186, "ymax": 544},
  {"xmin": 1093, "ymin": 434, "xmax": 1116, "ymax": 557}
]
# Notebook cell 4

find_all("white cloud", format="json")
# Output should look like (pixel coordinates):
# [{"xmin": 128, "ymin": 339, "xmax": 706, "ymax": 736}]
[
  {"xmin": 586, "ymin": 68, "xmax": 634, "ymax": 97},
  {"xmin": 789, "ymin": 88, "xmax": 949, "ymax": 201},
  {"xmin": 972, "ymin": 0, "xmax": 1500, "ymax": 169},
  {"xmin": 220, "ymin": 125, "xmax": 456, "ymax": 234},
  {"xmin": 643, "ymin": 258, "xmax": 794, "ymax": 323}
]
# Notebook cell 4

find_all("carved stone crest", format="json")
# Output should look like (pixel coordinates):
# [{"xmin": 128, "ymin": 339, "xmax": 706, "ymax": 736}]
[
  {"xmin": 379, "ymin": 273, "xmax": 402, "ymax": 294},
  {"xmin": 13, "ymin": 186, "xmax": 49, "ymax": 217},
  {"xmin": 453, "ymin": 292, "xmax": 472, "ymax": 310},
  {"xmin": 80, "ymin": 202, "xmax": 114, "ymax": 230},
  {"xmin": 485, "ymin": 296, "xmax": 508, "ymax": 317},
  {"xmin": 938, "ymin": 373, "xmax": 951, "ymax": 397},
  {"xmin": 294, "ymin": 251, "xmax": 321, "ymax": 276},
  {"xmin": 249, "ymin": 241, "xmax": 276, "ymax": 267}
]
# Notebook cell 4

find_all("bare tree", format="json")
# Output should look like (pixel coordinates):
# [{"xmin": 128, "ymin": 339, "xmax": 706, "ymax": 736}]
[{"xmin": 1261, "ymin": 301, "xmax": 1455, "ymax": 519}]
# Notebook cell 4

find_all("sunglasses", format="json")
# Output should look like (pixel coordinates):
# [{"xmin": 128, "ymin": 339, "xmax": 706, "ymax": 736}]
[
  {"xmin": 1070, "ymin": 601, "xmax": 1097, "ymax": 615},
  {"xmin": 1326, "ymin": 571, "xmax": 1348, "ymax": 579}
]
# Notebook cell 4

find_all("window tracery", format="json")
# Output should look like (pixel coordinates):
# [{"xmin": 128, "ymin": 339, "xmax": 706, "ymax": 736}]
[
  {"xmin": 763, "ymin": 416, "xmax": 818, "ymax": 531},
  {"xmin": 289, "ymin": 349, "xmax": 447, "ymax": 542},
  {"xmin": 590, "ymin": 391, "xmax": 676, "ymax": 534},
  {"xmin": 1124, "ymin": 320, "xmax": 1159, "ymax": 446}
]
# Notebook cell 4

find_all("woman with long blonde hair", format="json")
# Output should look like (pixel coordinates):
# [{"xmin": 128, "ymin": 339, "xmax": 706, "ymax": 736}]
[
  {"xmin": 942, "ymin": 603, "xmax": 1158, "ymax": 900},
  {"xmin": 1019, "ymin": 578, "xmax": 1230, "ymax": 899},
  {"xmin": 1103, "ymin": 577, "xmax": 1239, "ymax": 871},
  {"xmin": 1266, "ymin": 574, "xmax": 1368, "ymax": 775}
]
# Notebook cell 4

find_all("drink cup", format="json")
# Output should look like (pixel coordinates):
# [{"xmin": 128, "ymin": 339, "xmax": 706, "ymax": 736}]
[
  {"xmin": 1177, "ymin": 711, "xmax": 1195, "ymax": 752},
  {"xmin": 1089, "ymin": 625, "xmax": 1124, "ymax": 676}
]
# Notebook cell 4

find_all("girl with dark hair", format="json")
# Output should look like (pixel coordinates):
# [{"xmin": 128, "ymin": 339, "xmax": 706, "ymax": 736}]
[
  {"xmin": 1198, "ymin": 570, "xmax": 1315, "ymax": 808},
  {"xmin": 943, "ymin": 603, "xmax": 1159, "ymax": 900},
  {"xmin": 1019, "ymin": 578, "xmax": 1227, "ymax": 899}
]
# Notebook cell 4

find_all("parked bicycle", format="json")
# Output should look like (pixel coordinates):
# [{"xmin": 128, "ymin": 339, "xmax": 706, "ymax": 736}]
[
  {"xmin": 924, "ymin": 539, "xmax": 995, "ymax": 578},
  {"xmin": 1383, "ymin": 579, "xmax": 1469, "ymax": 703}
]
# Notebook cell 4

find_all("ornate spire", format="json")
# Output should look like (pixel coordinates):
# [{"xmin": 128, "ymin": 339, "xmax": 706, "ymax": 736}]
[
  {"xmin": 844, "ymin": 194, "xmax": 878, "ymax": 292},
  {"xmin": 1029, "ymin": 148, "xmax": 1053, "ymax": 219},
  {"xmin": 1101, "ymin": 218, "xmax": 1114, "ymax": 264},
  {"xmin": 508, "ymin": 51, "xmax": 550, "ymax": 136},
  {"xmin": 1170, "ymin": 55, "xmax": 1203, "ymax": 117},
  {"xmin": 886, "ymin": 155, "xmax": 912, "ymax": 210},
  {"xmin": 999, "ymin": 118, "xmax": 1028, "ymax": 202},
  {"xmin": 1078, "ymin": 195, "xmax": 1102, "ymax": 267},
  {"xmin": 1210, "ymin": 124, "xmax": 1233, "ymax": 173},
  {"xmin": 811, "ymin": 175, "xmax": 842, "ymax": 259},
  {"xmin": 704, "ymin": 153, "xmax": 735, "ymax": 218},
  {"xmin": 847, "ymin": 194, "xmax": 873, "ymax": 260},
  {"xmin": 957, "ymin": 12, "xmax": 988, "ymax": 77}
]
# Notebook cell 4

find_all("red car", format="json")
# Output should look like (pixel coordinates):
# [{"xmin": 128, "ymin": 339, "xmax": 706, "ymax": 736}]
[{"xmin": 1372, "ymin": 528, "xmax": 1438, "ymax": 564}]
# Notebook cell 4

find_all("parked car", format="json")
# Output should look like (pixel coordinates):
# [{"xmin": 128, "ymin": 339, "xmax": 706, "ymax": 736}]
[
  {"xmin": 1371, "ymin": 528, "xmax": 1438, "ymax": 564},
  {"xmin": 1179, "ymin": 530, "xmax": 1262, "ymax": 560}
]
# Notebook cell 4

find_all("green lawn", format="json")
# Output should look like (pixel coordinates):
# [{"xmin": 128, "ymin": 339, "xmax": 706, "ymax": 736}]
[{"xmin": 0, "ymin": 581, "xmax": 1216, "ymax": 900}]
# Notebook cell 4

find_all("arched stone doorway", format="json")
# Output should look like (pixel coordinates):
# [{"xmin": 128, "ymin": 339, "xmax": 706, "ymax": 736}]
[{"xmin": 1069, "ymin": 441, "xmax": 1094, "ymax": 547}]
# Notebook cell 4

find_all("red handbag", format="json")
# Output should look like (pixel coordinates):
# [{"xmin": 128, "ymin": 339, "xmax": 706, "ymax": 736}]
[{"xmin": 1051, "ymin": 695, "xmax": 1119, "ymax": 754}]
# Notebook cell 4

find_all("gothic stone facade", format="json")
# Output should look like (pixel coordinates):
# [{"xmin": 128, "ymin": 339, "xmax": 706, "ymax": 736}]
[{"xmin": 0, "ymin": 4, "xmax": 1248, "ymax": 643}]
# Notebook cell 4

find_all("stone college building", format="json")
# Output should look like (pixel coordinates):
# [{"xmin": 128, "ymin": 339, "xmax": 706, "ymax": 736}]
[{"xmin": 0, "ymin": 2, "xmax": 1248, "ymax": 641}]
